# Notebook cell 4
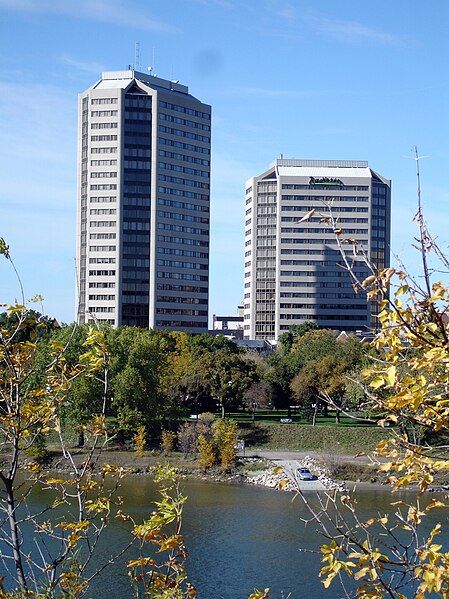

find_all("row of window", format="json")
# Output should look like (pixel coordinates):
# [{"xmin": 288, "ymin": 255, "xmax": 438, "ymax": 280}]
[
  {"xmin": 156, "ymin": 320, "xmax": 206, "ymax": 327},
  {"xmin": 279, "ymin": 303, "xmax": 366, "ymax": 310},
  {"xmin": 280, "ymin": 292, "xmax": 358, "ymax": 298},
  {"xmin": 281, "ymin": 216, "xmax": 368, "ymax": 224},
  {"xmin": 91, "ymin": 122, "xmax": 118, "ymax": 129},
  {"xmin": 89, "ymin": 294, "xmax": 115, "ymax": 300},
  {"xmin": 157, "ymin": 271, "xmax": 208, "ymax": 281},
  {"xmin": 90, "ymin": 196, "xmax": 116, "ymax": 203},
  {"xmin": 156, "ymin": 308, "xmax": 207, "ymax": 316},
  {"xmin": 124, "ymin": 111, "xmax": 151, "ymax": 121},
  {"xmin": 91, "ymin": 159, "xmax": 117, "ymax": 166},
  {"xmin": 279, "ymin": 259, "xmax": 346, "ymax": 266},
  {"xmin": 89, "ymin": 269, "xmax": 116, "ymax": 276},
  {"xmin": 91, "ymin": 98, "xmax": 117, "ymax": 105},
  {"xmin": 91, "ymin": 184, "xmax": 117, "ymax": 190},
  {"xmin": 157, "ymin": 296, "xmax": 208, "ymax": 304},
  {"xmin": 123, "ymin": 258, "xmax": 150, "ymax": 267},
  {"xmin": 280, "ymin": 227, "xmax": 368, "ymax": 234},
  {"xmin": 125, "ymin": 97, "xmax": 150, "ymax": 108},
  {"xmin": 281, "ymin": 205, "xmax": 368, "ymax": 213},
  {"xmin": 124, "ymin": 159, "xmax": 150, "ymax": 169},
  {"xmin": 157, "ymin": 234, "xmax": 208, "ymax": 247},
  {"xmin": 90, "ymin": 233, "xmax": 116, "ymax": 239},
  {"xmin": 159, "ymin": 137, "xmax": 210, "ymax": 155},
  {"xmin": 157, "ymin": 210, "xmax": 209, "ymax": 224},
  {"xmin": 281, "ymin": 184, "xmax": 369, "ymax": 191},
  {"xmin": 157, "ymin": 247, "xmax": 208, "ymax": 258},
  {"xmin": 122, "ymin": 209, "xmax": 150, "ymax": 219},
  {"xmin": 158, "ymin": 186, "xmax": 208, "ymax": 200},
  {"xmin": 89, "ymin": 282, "xmax": 115, "ymax": 288},
  {"xmin": 123, "ymin": 221, "xmax": 149, "ymax": 231},
  {"xmin": 158, "ymin": 162, "xmax": 209, "ymax": 178},
  {"xmin": 125, "ymin": 147, "xmax": 151, "ymax": 157},
  {"xmin": 279, "ymin": 270, "xmax": 358, "ymax": 277},
  {"xmin": 157, "ymin": 198, "xmax": 209, "ymax": 212},
  {"xmin": 160, "ymin": 100, "xmax": 210, "ymax": 120},
  {"xmin": 89, "ymin": 245, "xmax": 116, "ymax": 251},
  {"xmin": 89, "ymin": 257, "xmax": 116, "ymax": 263},
  {"xmin": 156, "ymin": 259, "xmax": 208, "ymax": 270},
  {"xmin": 159, "ymin": 113, "xmax": 210, "ymax": 131},
  {"xmin": 91, "ymin": 110, "xmax": 117, "ymax": 117},
  {"xmin": 158, "ymin": 174, "xmax": 209, "ymax": 188},
  {"xmin": 90, "ymin": 220, "xmax": 116, "ymax": 227},
  {"xmin": 280, "ymin": 281, "xmax": 356, "ymax": 288},
  {"xmin": 159, "ymin": 149, "xmax": 209, "ymax": 166},
  {"xmin": 91, "ymin": 171, "xmax": 117, "ymax": 178},
  {"xmin": 158, "ymin": 125, "xmax": 209, "ymax": 143},
  {"xmin": 279, "ymin": 314, "xmax": 367, "ymax": 321},
  {"xmin": 157, "ymin": 283, "xmax": 208, "ymax": 293},
  {"xmin": 91, "ymin": 135, "xmax": 117, "ymax": 141},
  {"xmin": 281, "ymin": 195, "xmax": 369, "ymax": 202},
  {"xmin": 91, "ymin": 147, "xmax": 117, "ymax": 154}
]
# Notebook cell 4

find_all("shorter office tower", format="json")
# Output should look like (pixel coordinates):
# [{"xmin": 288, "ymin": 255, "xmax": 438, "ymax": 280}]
[{"xmin": 243, "ymin": 159, "xmax": 391, "ymax": 341}]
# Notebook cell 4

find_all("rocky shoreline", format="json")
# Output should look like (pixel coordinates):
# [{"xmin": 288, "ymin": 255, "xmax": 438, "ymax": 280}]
[{"xmin": 244, "ymin": 455, "xmax": 346, "ymax": 492}]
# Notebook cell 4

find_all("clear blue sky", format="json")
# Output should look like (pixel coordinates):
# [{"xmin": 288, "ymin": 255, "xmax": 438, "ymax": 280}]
[{"xmin": 1, "ymin": 0, "xmax": 448, "ymax": 323}]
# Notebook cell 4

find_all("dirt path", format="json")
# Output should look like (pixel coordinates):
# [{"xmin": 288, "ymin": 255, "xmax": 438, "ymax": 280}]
[{"xmin": 242, "ymin": 449, "xmax": 376, "ymax": 465}]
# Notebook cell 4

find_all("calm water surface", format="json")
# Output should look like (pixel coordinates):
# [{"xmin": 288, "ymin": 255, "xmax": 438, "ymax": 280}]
[{"xmin": 14, "ymin": 478, "xmax": 448, "ymax": 598}]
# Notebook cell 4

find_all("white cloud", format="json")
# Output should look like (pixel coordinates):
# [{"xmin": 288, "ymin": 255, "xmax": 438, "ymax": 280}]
[
  {"xmin": 60, "ymin": 55, "xmax": 106, "ymax": 75},
  {"xmin": 303, "ymin": 12, "xmax": 405, "ymax": 46},
  {"xmin": 228, "ymin": 86, "xmax": 320, "ymax": 98},
  {"xmin": 0, "ymin": 0, "xmax": 178, "ymax": 32}
]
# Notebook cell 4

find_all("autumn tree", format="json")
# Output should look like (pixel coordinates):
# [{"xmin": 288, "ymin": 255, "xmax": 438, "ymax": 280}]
[
  {"xmin": 295, "ymin": 153, "xmax": 449, "ymax": 598},
  {"xmin": 243, "ymin": 380, "xmax": 274, "ymax": 422}
]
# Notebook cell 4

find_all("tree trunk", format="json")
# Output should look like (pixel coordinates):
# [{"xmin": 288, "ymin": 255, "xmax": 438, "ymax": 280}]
[
  {"xmin": 77, "ymin": 429, "xmax": 85, "ymax": 447},
  {"xmin": 252, "ymin": 407, "xmax": 255, "ymax": 423},
  {"xmin": 312, "ymin": 403, "xmax": 318, "ymax": 427},
  {"xmin": 335, "ymin": 410, "xmax": 341, "ymax": 424},
  {"xmin": 221, "ymin": 402, "xmax": 225, "ymax": 419},
  {"xmin": 4, "ymin": 478, "xmax": 27, "ymax": 590}
]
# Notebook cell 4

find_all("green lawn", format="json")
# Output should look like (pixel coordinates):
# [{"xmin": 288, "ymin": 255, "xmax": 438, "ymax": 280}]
[{"xmin": 218, "ymin": 409, "xmax": 377, "ymax": 427}]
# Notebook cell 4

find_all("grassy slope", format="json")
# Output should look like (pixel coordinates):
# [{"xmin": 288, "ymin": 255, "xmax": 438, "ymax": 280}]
[{"xmin": 238, "ymin": 422, "xmax": 391, "ymax": 454}]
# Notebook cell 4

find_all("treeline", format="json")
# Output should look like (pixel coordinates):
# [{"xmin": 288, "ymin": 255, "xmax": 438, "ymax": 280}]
[{"xmin": 1, "ymin": 312, "xmax": 372, "ymax": 446}]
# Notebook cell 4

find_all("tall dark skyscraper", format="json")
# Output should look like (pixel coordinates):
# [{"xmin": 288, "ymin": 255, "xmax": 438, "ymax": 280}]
[{"xmin": 76, "ymin": 69, "xmax": 211, "ymax": 330}]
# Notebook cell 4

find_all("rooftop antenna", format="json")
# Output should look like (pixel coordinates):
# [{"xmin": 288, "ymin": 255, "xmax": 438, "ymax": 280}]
[{"xmin": 134, "ymin": 41, "xmax": 141, "ymax": 71}]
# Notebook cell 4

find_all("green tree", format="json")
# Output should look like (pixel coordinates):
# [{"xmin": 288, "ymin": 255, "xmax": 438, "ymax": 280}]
[
  {"xmin": 243, "ymin": 379, "xmax": 274, "ymax": 422},
  {"xmin": 201, "ymin": 348, "xmax": 257, "ymax": 417},
  {"xmin": 278, "ymin": 321, "xmax": 319, "ymax": 352}
]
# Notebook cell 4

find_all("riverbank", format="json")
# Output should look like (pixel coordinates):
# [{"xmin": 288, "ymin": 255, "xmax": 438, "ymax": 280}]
[
  {"xmin": 2, "ymin": 447, "xmax": 380, "ymax": 491},
  {"xmin": 7, "ymin": 446, "xmax": 448, "ymax": 492}
]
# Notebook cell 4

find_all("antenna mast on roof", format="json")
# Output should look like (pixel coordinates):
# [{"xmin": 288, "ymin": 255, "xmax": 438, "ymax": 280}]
[{"xmin": 134, "ymin": 41, "xmax": 141, "ymax": 71}]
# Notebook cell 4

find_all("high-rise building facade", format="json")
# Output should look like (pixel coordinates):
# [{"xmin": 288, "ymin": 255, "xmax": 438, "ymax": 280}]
[
  {"xmin": 243, "ymin": 159, "xmax": 391, "ymax": 341},
  {"xmin": 76, "ymin": 70, "xmax": 211, "ymax": 330}
]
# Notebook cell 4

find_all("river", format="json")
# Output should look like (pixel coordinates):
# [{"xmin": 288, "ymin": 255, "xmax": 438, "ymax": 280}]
[{"xmin": 5, "ymin": 477, "xmax": 446, "ymax": 598}]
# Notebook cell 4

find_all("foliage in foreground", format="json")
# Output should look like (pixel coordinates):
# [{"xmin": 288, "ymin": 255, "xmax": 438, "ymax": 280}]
[
  {"xmin": 301, "ymin": 161, "xmax": 449, "ymax": 598},
  {"xmin": 0, "ymin": 238, "xmax": 268, "ymax": 598}
]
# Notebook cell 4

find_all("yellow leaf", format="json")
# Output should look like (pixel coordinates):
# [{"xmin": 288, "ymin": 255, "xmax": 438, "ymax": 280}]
[{"xmin": 386, "ymin": 365, "xmax": 396, "ymax": 387}]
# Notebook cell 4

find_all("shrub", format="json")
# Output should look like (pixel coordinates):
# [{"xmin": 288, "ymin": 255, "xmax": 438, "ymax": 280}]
[
  {"xmin": 161, "ymin": 430, "xmax": 176, "ymax": 454},
  {"xmin": 133, "ymin": 425, "xmax": 146, "ymax": 456},
  {"xmin": 177, "ymin": 422, "xmax": 197, "ymax": 457},
  {"xmin": 25, "ymin": 432, "xmax": 48, "ymax": 463},
  {"xmin": 213, "ymin": 419, "xmax": 238, "ymax": 471},
  {"xmin": 197, "ymin": 434, "xmax": 215, "ymax": 470}
]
